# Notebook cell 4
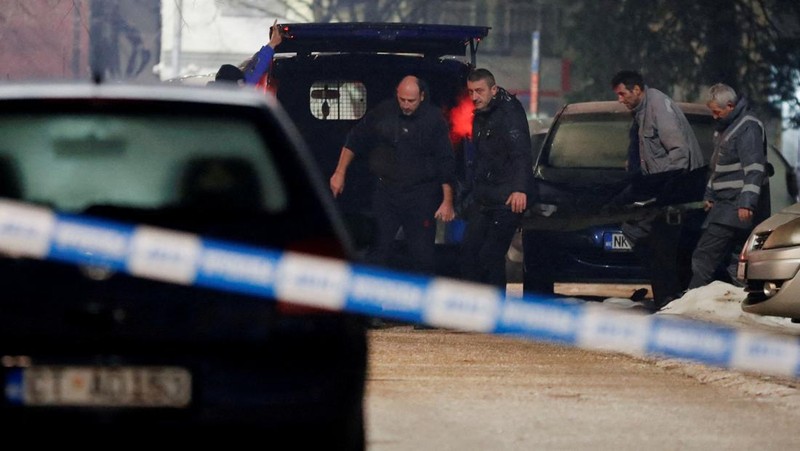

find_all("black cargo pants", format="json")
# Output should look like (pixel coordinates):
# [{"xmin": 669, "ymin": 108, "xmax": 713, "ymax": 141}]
[
  {"xmin": 460, "ymin": 207, "xmax": 520, "ymax": 289},
  {"xmin": 368, "ymin": 180, "xmax": 440, "ymax": 275}
]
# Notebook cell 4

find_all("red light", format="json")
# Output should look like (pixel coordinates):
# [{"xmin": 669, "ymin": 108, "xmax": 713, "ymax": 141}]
[
  {"xmin": 448, "ymin": 94, "xmax": 474, "ymax": 144},
  {"xmin": 254, "ymin": 74, "xmax": 269, "ymax": 94},
  {"xmin": 277, "ymin": 301, "xmax": 334, "ymax": 315}
]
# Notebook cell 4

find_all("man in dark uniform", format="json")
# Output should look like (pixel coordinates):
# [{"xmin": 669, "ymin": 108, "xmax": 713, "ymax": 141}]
[
  {"xmin": 460, "ymin": 68, "xmax": 532, "ymax": 289},
  {"xmin": 689, "ymin": 83, "xmax": 770, "ymax": 289},
  {"xmin": 329, "ymin": 75, "xmax": 456, "ymax": 275}
]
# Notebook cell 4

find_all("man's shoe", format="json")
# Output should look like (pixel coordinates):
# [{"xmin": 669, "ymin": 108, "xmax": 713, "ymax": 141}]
[{"xmin": 630, "ymin": 288, "xmax": 649, "ymax": 303}]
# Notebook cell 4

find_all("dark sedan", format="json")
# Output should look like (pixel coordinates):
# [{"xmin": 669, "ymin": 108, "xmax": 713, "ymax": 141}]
[
  {"xmin": 521, "ymin": 101, "xmax": 716, "ymax": 295},
  {"xmin": 0, "ymin": 82, "xmax": 367, "ymax": 447}
]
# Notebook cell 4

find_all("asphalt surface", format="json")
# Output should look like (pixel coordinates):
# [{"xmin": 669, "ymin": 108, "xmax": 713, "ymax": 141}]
[{"xmin": 365, "ymin": 325, "xmax": 800, "ymax": 450}]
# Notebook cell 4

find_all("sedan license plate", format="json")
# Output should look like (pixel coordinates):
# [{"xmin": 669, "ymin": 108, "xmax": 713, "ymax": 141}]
[
  {"xmin": 604, "ymin": 232, "xmax": 632, "ymax": 251},
  {"xmin": 5, "ymin": 366, "xmax": 191, "ymax": 408}
]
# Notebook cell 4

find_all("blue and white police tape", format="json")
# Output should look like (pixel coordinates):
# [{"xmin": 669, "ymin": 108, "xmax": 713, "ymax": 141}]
[{"xmin": 1, "ymin": 199, "xmax": 798, "ymax": 378}]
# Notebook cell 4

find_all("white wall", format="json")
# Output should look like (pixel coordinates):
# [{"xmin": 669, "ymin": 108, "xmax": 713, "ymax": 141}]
[{"xmin": 158, "ymin": 0, "xmax": 306, "ymax": 80}]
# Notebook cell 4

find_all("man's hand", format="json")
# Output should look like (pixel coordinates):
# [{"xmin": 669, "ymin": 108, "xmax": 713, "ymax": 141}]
[
  {"xmin": 434, "ymin": 201, "xmax": 455, "ymax": 222},
  {"xmin": 506, "ymin": 192, "xmax": 527, "ymax": 213},
  {"xmin": 330, "ymin": 171, "xmax": 345, "ymax": 198},
  {"xmin": 703, "ymin": 200, "xmax": 714, "ymax": 211},
  {"xmin": 738, "ymin": 207, "xmax": 753, "ymax": 222},
  {"xmin": 268, "ymin": 19, "xmax": 282, "ymax": 49}
]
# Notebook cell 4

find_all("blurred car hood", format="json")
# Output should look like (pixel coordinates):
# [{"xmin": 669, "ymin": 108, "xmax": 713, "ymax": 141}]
[{"xmin": 752, "ymin": 202, "xmax": 800, "ymax": 234}]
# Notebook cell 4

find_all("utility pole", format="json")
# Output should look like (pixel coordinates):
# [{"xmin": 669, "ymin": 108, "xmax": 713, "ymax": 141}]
[
  {"xmin": 171, "ymin": 0, "xmax": 183, "ymax": 78},
  {"xmin": 529, "ymin": 1, "xmax": 542, "ymax": 117}
]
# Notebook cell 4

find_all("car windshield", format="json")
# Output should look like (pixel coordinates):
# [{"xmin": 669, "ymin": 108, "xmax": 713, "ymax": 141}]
[
  {"xmin": 547, "ymin": 112, "xmax": 716, "ymax": 169},
  {"xmin": 548, "ymin": 114, "xmax": 632, "ymax": 168},
  {"xmin": 0, "ymin": 112, "xmax": 286, "ymax": 213}
]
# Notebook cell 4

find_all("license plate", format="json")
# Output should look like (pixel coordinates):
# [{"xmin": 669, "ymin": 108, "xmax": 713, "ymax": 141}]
[
  {"xmin": 603, "ymin": 232, "xmax": 632, "ymax": 251},
  {"xmin": 5, "ymin": 365, "xmax": 191, "ymax": 408}
]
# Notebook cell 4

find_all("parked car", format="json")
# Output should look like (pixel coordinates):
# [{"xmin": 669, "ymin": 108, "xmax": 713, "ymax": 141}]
[
  {"xmin": 739, "ymin": 202, "xmax": 800, "ymax": 322},
  {"xmin": 521, "ymin": 101, "xmax": 717, "ymax": 295},
  {"xmin": 268, "ymin": 22, "xmax": 490, "ymax": 277},
  {"xmin": 0, "ymin": 82, "xmax": 367, "ymax": 446},
  {"xmin": 521, "ymin": 100, "xmax": 799, "ymax": 297}
]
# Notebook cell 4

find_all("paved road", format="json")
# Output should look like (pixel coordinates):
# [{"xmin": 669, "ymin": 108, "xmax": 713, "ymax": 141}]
[{"xmin": 365, "ymin": 326, "xmax": 800, "ymax": 450}]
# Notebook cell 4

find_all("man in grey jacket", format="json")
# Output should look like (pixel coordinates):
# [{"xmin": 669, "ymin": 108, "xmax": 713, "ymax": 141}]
[
  {"xmin": 611, "ymin": 70, "xmax": 706, "ymax": 311},
  {"xmin": 688, "ymin": 83, "xmax": 770, "ymax": 289}
]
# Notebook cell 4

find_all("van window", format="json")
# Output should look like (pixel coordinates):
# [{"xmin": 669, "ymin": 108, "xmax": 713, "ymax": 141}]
[{"xmin": 309, "ymin": 81, "xmax": 367, "ymax": 120}]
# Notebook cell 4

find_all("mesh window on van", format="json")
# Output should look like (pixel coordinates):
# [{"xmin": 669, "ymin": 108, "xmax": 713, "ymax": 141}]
[{"xmin": 309, "ymin": 81, "xmax": 367, "ymax": 120}]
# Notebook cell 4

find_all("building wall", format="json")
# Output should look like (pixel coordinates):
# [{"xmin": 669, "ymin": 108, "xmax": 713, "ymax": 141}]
[
  {"xmin": 159, "ymin": 0, "xmax": 304, "ymax": 80},
  {"xmin": 0, "ymin": 0, "xmax": 90, "ymax": 80},
  {"xmin": 0, "ymin": 0, "xmax": 161, "ymax": 83}
]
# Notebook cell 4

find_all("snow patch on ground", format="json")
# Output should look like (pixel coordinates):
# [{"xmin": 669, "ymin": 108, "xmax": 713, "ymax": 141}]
[
  {"xmin": 653, "ymin": 281, "xmax": 800, "ymax": 335},
  {"xmin": 601, "ymin": 280, "xmax": 800, "ymax": 401}
]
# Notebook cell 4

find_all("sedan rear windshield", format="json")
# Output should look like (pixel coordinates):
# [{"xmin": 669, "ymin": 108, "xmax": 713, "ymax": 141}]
[
  {"xmin": 0, "ymin": 113, "xmax": 287, "ymax": 213},
  {"xmin": 546, "ymin": 112, "xmax": 715, "ymax": 169}
]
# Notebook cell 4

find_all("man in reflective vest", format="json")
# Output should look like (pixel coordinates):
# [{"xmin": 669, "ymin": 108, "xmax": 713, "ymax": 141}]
[{"xmin": 689, "ymin": 83, "xmax": 771, "ymax": 289}]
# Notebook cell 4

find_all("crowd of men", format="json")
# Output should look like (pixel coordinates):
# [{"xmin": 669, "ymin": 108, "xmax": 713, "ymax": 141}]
[{"xmin": 211, "ymin": 26, "xmax": 771, "ymax": 313}]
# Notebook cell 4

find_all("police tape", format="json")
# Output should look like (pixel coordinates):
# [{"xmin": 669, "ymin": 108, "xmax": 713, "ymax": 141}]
[{"xmin": 1, "ymin": 199, "xmax": 798, "ymax": 378}]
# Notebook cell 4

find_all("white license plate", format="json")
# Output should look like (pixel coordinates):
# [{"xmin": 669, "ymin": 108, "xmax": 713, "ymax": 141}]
[
  {"xmin": 603, "ymin": 232, "xmax": 632, "ymax": 251},
  {"xmin": 6, "ymin": 365, "xmax": 191, "ymax": 408}
]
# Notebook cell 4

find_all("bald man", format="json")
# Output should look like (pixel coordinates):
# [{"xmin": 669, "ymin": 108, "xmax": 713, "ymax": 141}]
[{"xmin": 330, "ymin": 75, "xmax": 456, "ymax": 275}]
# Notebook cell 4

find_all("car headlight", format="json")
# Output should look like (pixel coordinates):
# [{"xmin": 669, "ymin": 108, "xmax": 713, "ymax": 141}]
[
  {"xmin": 740, "ymin": 232, "xmax": 758, "ymax": 260},
  {"xmin": 740, "ymin": 230, "xmax": 770, "ymax": 261}
]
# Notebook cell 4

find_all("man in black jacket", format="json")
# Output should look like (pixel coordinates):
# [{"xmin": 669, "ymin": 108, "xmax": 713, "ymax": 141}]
[
  {"xmin": 460, "ymin": 68, "xmax": 532, "ymax": 288},
  {"xmin": 330, "ymin": 75, "xmax": 456, "ymax": 275}
]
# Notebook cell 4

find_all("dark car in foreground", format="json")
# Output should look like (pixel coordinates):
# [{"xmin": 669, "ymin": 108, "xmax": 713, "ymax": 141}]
[
  {"xmin": 521, "ymin": 101, "xmax": 717, "ymax": 295},
  {"xmin": 739, "ymin": 202, "xmax": 800, "ymax": 322},
  {"xmin": 0, "ymin": 82, "xmax": 367, "ymax": 446}
]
